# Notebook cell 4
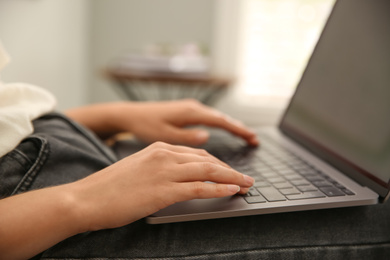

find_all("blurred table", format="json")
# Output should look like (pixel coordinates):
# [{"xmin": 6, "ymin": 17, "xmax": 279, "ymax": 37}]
[{"xmin": 105, "ymin": 66, "xmax": 232, "ymax": 105}]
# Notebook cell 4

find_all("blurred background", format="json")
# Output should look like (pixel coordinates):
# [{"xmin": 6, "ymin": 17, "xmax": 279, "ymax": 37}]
[{"xmin": 0, "ymin": 0, "xmax": 333, "ymax": 127}]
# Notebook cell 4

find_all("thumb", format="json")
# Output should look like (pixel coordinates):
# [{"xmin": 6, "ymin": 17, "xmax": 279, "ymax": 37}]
[{"xmin": 164, "ymin": 127, "xmax": 210, "ymax": 146}]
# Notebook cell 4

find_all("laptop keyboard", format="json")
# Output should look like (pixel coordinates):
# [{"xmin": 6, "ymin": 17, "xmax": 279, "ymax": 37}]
[{"xmin": 209, "ymin": 134, "xmax": 355, "ymax": 204}]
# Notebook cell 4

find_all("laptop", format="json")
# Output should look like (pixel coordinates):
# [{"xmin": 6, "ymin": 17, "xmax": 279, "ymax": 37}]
[{"xmin": 114, "ymin": 0, "xmax": 390, "ymax": 224}]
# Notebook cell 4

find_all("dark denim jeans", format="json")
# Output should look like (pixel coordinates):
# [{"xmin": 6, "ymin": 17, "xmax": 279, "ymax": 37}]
[{"xmin": 1, "ymin": 113, "xmax": 389, "ymax": 259}]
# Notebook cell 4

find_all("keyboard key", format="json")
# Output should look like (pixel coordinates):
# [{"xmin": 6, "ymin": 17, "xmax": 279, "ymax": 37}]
[
  {"xmin": 248, "ymin": 187, "xmax": 261, "ymax": 196},
  {"xmin": 257, "ymin": 187, "xmax": 286, "ymax": 202},
  {"xmin": 292, "ymin": 165, "xmax": 312, "ymax": 171},
  {"xmin": 267, "ymin": 177, "xmax": 286, "ymax": 183},
  {"xmin": 235, "ymin": 165, "xmax": 253, "ymax": 172},
  {"xmin": 261, "ymin": 172, "xmax": 279, "ymax": 178},
  {"xmin": 321, "ymin": 175, "xmax": 338, "ymax": 184},
  {"xmin": 286, "ymin": 191, "xmax": 326, "ymax": 200},
  {"xmin": 271, "ymin": 164, "xmax": 290, "ymax": 171},
  {"xmin": 290, "ymin": 179, "xmax": 310, "ymax": 186},
  {"xmin": 254, "ymin": 181, "xmax": 271, "ymax": 188},
  {"xmin": 284, "ymin": 174, "xmax": 303, "ymax": 180},
  {"xmin": 298, "ymin": 170, "xmax": 317, "ymax": 176},
  {"xmin": 277, "ymin": 169, "xmax": 297, "ymax": 175},
  {"xmin": 283, "ymin": 158, "xmax": 302, "ymax": 166},
  {"xmin": 305, "ymin": 176, "xmax": 325, "ymax": 182},
  {"xmin": 298, "ymin": 185, "xmax": 318, "ymax": 192},
  {"xmin": 312, "ymin": 180, "xmax": 333, "ymax": 187},
  {"xmin": 335, "ymin": 183, "xmax": 346, "ymax": 189},
  {"xmin": 252, "ymin": 175, "xmax": 262, "ymax": 180},
  {"xmin": 244, "ymin": 195, "xmax": 267, "ymax": 204},
  {"xmin": 264, "ymin": 159, "xmax": 280, "ymax": 165},
  {"xmin": 341, "ymin": 188, "xmax": 355, "ymax": 195},
  {"xmin": 253, "ymin": 165, "xmax": 272, "ymax": 172},
  {"xmin": 273, "ymin": 182, "xmax": 293, "ymax": 189},
  {"xmin": 279, "ymin": 187, "xmax": 301, "ymax": 195},
  {"xmin": 319, "ymin": 187, "xmax": 345, "ymax": 197}
]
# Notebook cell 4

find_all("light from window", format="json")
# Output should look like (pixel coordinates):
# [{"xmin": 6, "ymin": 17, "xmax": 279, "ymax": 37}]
[{"xmin": 234, "ymin": 0, "xmax": 334, "ymax": 104}]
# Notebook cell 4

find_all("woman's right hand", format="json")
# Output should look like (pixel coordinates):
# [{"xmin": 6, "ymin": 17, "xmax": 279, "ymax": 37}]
[{"xmin": 73, "ymin": 141, "xmax": 254, "ymax": 232}]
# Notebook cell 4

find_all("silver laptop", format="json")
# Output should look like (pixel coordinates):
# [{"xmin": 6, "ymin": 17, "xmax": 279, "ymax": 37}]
[{"xmin": 114, "ymin": 0, "xmax": 390, "ymax": 224}]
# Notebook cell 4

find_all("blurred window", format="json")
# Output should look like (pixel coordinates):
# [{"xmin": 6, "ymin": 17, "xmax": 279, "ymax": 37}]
[{"xmin": 233, "ymin": 0, "xmax": 334, "ymax": 105}]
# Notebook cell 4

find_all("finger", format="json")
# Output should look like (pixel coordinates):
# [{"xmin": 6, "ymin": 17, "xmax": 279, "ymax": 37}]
[
  {"xmin": 157, "ymin": 125, "xmax": 210, "ymax": 146},
  {"xmin": 178, "ymin": 182, "xmax": 241, "ymax": 200},
  {"xmin": 148, "ymin": 142, "xmax": 231, "ymax": 168},
  {"xmin": 179, "ymin": 106, "xmax": 259, "ymax": 146},
  {"xmin": 174, "ymin": 162, "xmax": 254, "ymax": 188},
  {"xmin": 170, "ymin": 152, "xmax": 230, "ymax": 169},
  {"xmin": 204, "ymin": 111, "xmax": 260, "ymax": 147},
  {"xmin": 238, "ymin": 187, "xmax": 250, "ymax": 195},
  {"xmin": 148, "ymin": 141, "xmax": 207, "ymax": 154}
]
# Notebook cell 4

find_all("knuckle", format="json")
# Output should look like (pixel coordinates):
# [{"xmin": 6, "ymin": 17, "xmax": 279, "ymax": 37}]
[
  {"xmin": 201, "ymin": 162, "xmax": 217, "ymax": 176},
  {"xmin": 191, "ymin": 182, "xmax": 205, "ymax": 197},
  {"xmin": 198, "ymin": 148, "xmax": 209, "ymax": 156},
  {"xmin": 184, "ymin": 99, "xmax": 202, "ymax": 113},
  {"xmin": 151, "ymin": 141, "xmax": 168, "ymax": 148},
  {"xmin": 214, "ymin": 184, "xmax": 225, "ymax": 194},
  {"xmin": 150, "ymin": 148, "xmax": 169, "ymax": 160}
]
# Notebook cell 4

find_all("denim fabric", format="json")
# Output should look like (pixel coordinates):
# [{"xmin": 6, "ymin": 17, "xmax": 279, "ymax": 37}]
[
  {"xmin": 41, "ymin": 203, "xmax": 390, "ymax": 260},
  {"xmin": 1, "ymin": 113, "xmax": 389, "ymax": 259},
  {"xmin": 0, "ymin": 113, "xmax": 116, "ymax": 199}
]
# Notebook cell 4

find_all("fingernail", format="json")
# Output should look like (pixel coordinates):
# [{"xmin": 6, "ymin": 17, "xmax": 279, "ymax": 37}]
[
  {"xmin": 228, "ymin": 185, "xmax": 240, "ymax": 193},
  {"xmin": 250, "ymin": 137, "xmax": 260, "ymax": 146},
  {"xmin": 244, "ymin": 175, "xmax": 255, "ymax": 186}
]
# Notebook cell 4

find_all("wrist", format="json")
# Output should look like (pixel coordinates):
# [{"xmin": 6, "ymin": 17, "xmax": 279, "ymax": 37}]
[
  {"xmin": 54, "ymin": 183, "xmax": 92, "ymax": 234},
  {"xmin": 67, "ymin": 172, "xmax": 117, "ymax": 232},
  {"xmin": 108, "ymin": 101, "xmax": 135, "ymax": 133}
]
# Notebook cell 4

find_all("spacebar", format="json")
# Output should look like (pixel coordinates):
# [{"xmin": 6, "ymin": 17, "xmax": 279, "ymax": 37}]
[{"xmin": 257, "ymin": 187, "xmax": 286, "ymax": 201}]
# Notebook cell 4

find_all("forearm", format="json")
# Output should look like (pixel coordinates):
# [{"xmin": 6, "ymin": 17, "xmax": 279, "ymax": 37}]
[
  {"xmin": 0, "ymin": 184, "xmax": 86, "ymax": 260},
  {"xmin": 65, "ymin": 102, "xmax": 131, "ymax": 139}
]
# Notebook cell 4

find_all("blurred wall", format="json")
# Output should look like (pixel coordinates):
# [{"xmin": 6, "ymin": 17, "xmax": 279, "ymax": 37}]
[
  {"xmin": 0, "ymin": 0, "xmax": 281, "ymax": 125},
  {"xmin": 89, "ymin": 0, "xmax": 215, "ymax": 103},
  {"xmin": 0, "ymin": 0, "xmax": 89, "ymax": 110},
  {"xmin": 0, "ymin": 0, "xmax": 216, "ymax": 109}
]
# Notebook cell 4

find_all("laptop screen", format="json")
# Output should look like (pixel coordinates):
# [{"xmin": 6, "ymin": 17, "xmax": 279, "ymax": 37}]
[{"xmin": 280, "ymin": 0, "xmax": 390, "ymax": 194}]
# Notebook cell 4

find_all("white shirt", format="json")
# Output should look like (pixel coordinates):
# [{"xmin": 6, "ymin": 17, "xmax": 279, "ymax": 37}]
[{"xmin": 0, "ymin": 41, "xmax": 57, "ymax": 157}]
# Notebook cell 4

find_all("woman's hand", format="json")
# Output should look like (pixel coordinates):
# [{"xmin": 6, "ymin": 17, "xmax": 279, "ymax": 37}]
[
  {"xmin": 117, "ymin": 99, "xmax": 259, "ymax": 146},
  {"xmin": 73, "ymin": 141, "xmax": 255, "ymax": 231},
  {"xmin": 0, "ymin": 141, "xmax": 254, "ymax": 259},
  {"xmin": 66, "ymin": 99, "xmax": 259, "ymax": 146}
]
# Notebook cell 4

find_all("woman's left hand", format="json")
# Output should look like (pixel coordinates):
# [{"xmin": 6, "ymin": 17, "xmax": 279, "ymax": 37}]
[{"xmin": 66, "ymin": 99, "xmax": 259, "ymax": 147}]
